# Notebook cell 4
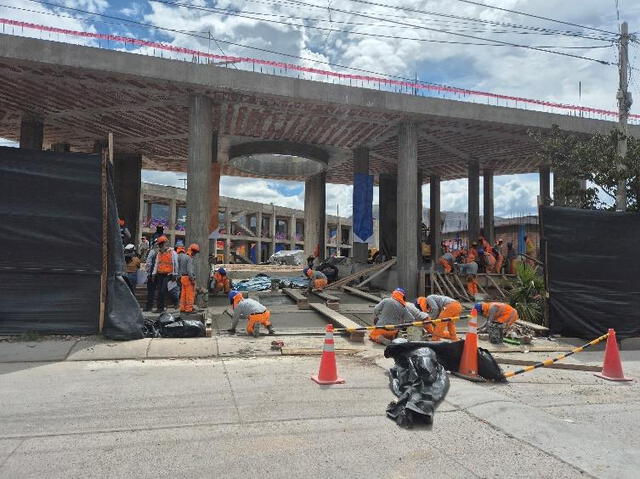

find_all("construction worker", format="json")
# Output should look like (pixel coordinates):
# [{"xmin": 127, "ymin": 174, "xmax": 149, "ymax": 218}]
[
  {"xmin": 119, "ymin": 218, "xmax": 131, "ymax": 244},
  {"xmin": 369, "ymin": 288, "xmax": 414, "ymax": 345},
  {"xmin": 420, "ymin": 294, "xmax": 461, "ymax": 341},
  {"xmin": 151, "ymin": 235, "xmax": 178, "ymax": 313},
  {"xmin": 212, "ymin": 267, "xmax": 232, "ymax": 294},
  {"xmin": 410, "ymin": 297, "xmax": 434, "ymax": 337},
  {"xmin": 524, "ymin": 235, "xmax": 536, "ymax": 267},
  {"xmin": 467, "ymin": 275, "xmax": 479, "ymax": 297},
  {"xmin": 506, "ymin": 242, "xmax": 518, "ymax": 274},
  {"xmin": 473, "ymin": 302, "xmax": 519, "ymax": 344},
  {"xmin": 438, "ymin": 251, "xmax": 454, "ymax": 273},
  {"xmin": 304, "ymin": 267, "xmax": 328, "ymax": 291},
  {"xmin": 483, "ymin": 248, "xmax": 497, "ymax": 273},
  {"xmin": 227, "ymin": 290, "xmax": 275, "ymax": 337},
  {"xmin": 177, "ymin": 243, "xmax": 199, "ymax": 313},
  {"xmin": 124, "ymin": 243, "xmax": 140, "ymax": 293}
]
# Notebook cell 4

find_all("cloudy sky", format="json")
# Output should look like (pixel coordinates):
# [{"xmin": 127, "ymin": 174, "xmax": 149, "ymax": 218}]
[{"xmin": 2, "ymin": 0, "xmax": 639, "ymax": 217}]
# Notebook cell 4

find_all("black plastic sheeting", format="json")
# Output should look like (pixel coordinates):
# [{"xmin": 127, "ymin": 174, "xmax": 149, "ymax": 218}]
[
  {"xmin": 143, "ymin": 312, "xmax": 205, "ymax": 338},
  {"xmin": 0, "ymin": 147, "xmax": 142, "ymax": 338},
  {"xmin": 542, "ymin": 206, "xmax": 640, "ymax": 339}
]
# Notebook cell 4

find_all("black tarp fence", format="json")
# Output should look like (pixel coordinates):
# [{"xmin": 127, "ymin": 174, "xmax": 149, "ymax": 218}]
[
  {"xmin": 542, "ymin": 206, "xmax": 640, "ymax": 339},
  {"xmin": 0, "ymin": 147, "xmax": 142, "ymax": 339}
]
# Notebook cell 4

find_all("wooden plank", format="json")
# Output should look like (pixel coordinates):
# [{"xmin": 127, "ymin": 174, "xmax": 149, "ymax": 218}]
[
  {"xmin": 311, "ymin": 290, "xmax": 341, "ymax": 303},
  {"xmin": 432, "ymin": 273, "xmax": 445, "ymax": 296},
  {"xmin": 324, "ymin": 260, "xmax": 394, "ymax": 290},
  {"xmin": 485, "ymin": 274, "xmax": 507, "ymax": 299},
  {"xmin": 282, "ymin": 288, "xmax": 310, "ymax": 310},
  {"xmin": 495, "ymin": 358, "xmax": 600, "ymax": 372},
  {"xmin": 437, "ymin": 273, "xmax": 457, "ymax": 299},
  {"xmin": 354, "ymin": 259, "xmax": 397, "ymax": 288},
  {"xmin": 341, "ymin": 286, "xmax": 382, "ymax": 303},
  {"xmin": 452, "ymin": 274, "xmax": 473, "ymax": 302},
  {"xmin": 280, "ymin": 348, "xmax": 361, "ymax": 356},
  {"xmin": 440, "ymin": 273, "xmax": 463, "ymax": 300},
  {"xmin": 308, "ymin": 303, "xmax": 365, "ymax": 342},
  {"xmin": 515, "ymin": 319, "xmax": 549, "ymax": 334}
]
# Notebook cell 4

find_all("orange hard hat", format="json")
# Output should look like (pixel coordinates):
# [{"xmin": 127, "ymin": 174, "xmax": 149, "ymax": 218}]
[
  {"xmin": 157, "ymin": 235, "xmax": 168, "ymax": 244},
  {"xmin": 189, "ymin": 243, "xmax": 200, "ymax": 252},
  {"xmin": 118, "ymin": 218, "xmax": 125, "ymax": 226}
]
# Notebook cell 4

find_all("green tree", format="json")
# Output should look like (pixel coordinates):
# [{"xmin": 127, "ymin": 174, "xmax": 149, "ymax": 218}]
[{"xmin": 531, "ymin": 125, "xmax": 640, "ymax": 211}]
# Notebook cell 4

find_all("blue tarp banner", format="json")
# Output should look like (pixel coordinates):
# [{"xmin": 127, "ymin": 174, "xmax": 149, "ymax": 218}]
[{"xmin": 353, "ymin": 173, "xmax": 374, "ymax": 243}]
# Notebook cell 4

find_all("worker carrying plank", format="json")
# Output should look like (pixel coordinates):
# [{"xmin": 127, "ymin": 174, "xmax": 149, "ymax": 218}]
[
  {"xmin": 369, "ymin": 288, "xmax": 414, "ymax": 345},
  {"xmin": 227, "ymin": 291, "xmax": 275, "ymax": 337},
  {"xmin": 414, "ymin": 294, "xmax": 461, "ymax": 342},
  {"xmin": 304, "ymin": 267, "xmax": 328, "ymax": 291},
  {"xmin": 473, "ymin": 302, "xmax": 519, "ymax": 344}
]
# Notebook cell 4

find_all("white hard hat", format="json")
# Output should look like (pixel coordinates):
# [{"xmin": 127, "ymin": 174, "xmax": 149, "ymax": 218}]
[{"xmin": 124, "ymin": 243, "xmax": 135, "ymax": 251}]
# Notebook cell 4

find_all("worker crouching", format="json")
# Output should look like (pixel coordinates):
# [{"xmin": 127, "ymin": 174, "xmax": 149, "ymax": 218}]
[
  {"xmin": 369, "ymin": 288, "xmax": 414, "ymax": 345},
  {"xmin": 473, "ymin": 302, "xmax": 519, "ymax": 344},
  {"xmin": 415, "ymin": 295, "xmax": 461, "ymax": 341},
  {"xmin": 304, "ymin": 267, "xmax": 328, "ymax": 291},
  {"xmin": 212, "ymin": 267, "xmax": 232, "ymax": 294},
  {"xmin": 227, "ymin": 290, "xmax": 275, "ymax": 337}
]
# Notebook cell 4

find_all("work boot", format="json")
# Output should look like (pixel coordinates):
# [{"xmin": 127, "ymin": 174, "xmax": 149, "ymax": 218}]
[
  {"xmin": 226, "ymin": 328, "xmax": 236, "ymax": 335},
  {"xmin": 252, "ymin": 323, "xmax": 261, "ymax": 338},
  {"xmin": 267, "ymin": 326, "xmax": 276, "ymax": 335}
]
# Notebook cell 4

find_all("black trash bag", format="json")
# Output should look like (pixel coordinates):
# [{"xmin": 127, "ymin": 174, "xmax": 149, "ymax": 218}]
[
  {"xmin": 162, "ymin": 319, "xmax": 205, "ymax": 338},
  {"xmin": 142, "ymin": 318, "xmax": 162, "ymax": 338},
  {"xmin": 385, "ymin": 343, "xmax": 450, "ymax": 428},
  {"xmin": 385, "ymin": 340, "xmax": 506, "ymax": 382}
]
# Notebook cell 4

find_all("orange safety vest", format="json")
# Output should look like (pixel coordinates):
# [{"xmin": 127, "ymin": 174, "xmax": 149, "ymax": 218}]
[{"xmin": 157, "ymin": 250, "xmax": 173, "ymax": 274}]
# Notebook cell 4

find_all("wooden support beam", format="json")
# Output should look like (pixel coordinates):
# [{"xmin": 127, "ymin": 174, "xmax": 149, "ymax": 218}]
[
  {"xmin": 436, "ymin": 273, "xmax": 457, "ymax": 299},
  {"xmin": 342, "ymin": 286, "xmax": 382, "ymax": 303},
  {"xmin": 308, "ymin": 303, "xmax": 365, "ymax": 342},
  {"xmin": 311, "ymin": 290, "xmax": 341, "ymax": 310},
  {"xmin": 485, "ymin": 274, "xmax": 507, "ymax": 299},
  {"xmin": 452, "ymin": 274, "xmax": 473, "ymax": 302},
  {"xmin": 282, "ymin": 288, "xmax": 309, "ymax": 310}
]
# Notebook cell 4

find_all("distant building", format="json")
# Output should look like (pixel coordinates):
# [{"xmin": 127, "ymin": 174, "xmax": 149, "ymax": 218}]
[{"xmin": 140, "ymin": 182, "xmax": 353, "ymax": 263}]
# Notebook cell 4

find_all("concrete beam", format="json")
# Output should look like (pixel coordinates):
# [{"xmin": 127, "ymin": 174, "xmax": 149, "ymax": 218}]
[
  {"xmin": 482, "ymin": 169, "xmax": 494, "ymax": 244},
  {"xmin": 304, "ymin": 172, "xmax": 326, "ymax": 260},
  {"xmin": 19, "ymin": 117, "xmax": 43, "ymax": 150},
  {"xmin": 397, "ymin": 121, "xmax": 419, "ymax": 298},
  {"xmin": 468, "ymin": 161, "xmax": 480, "ymax": 244},
  {"xmin": 186, "ymin": 94, "xmax": 213, "ymax": 290},
  {"xmin": 429, "ymin": 175, "xmax": 441, "ymax": 264},
  {"xmin": 352, "ymin": 147, "xmax": 370, "ymax": 263},
  {"xmin": 113, "ymin": 153, "xmax": 142, "ymax": 243}
]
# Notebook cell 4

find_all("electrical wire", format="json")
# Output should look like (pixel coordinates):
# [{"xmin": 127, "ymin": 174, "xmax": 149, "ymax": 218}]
[{"xmin": 148, "ymin": 0, "xmax": 614, "ymax": 64}]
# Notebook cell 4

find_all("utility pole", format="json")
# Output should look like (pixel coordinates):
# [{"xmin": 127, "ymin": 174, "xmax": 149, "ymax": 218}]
[{"xmin": 616, "ymin": 21, "xmax": 632, "ymax": 211}]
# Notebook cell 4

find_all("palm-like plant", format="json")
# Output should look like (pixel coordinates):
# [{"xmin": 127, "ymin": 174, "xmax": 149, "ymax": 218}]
[{"xmin": 508, "ymin": 263, "xmax": 546, "ymax": 325}]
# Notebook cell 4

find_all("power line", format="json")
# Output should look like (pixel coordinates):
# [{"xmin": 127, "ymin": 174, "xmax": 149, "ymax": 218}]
[
  {"xmin": 449, "ymin": 0, "xmax": 618, "ymax": 36},
  {"xmin": 153, "ymin": 0, "xmax": 614, "ymax": 64}
]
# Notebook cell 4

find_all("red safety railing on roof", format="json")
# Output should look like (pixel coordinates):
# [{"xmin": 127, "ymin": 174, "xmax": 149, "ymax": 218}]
[{"xmin": 1, "ymin": 17, "xmax": 638, "ymax": 122}]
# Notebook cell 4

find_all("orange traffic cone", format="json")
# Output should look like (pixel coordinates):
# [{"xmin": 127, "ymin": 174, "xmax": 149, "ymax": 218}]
[
  {"xmin": 455, "ymin": 310, "xmax": 482, "ymax": 381},
  {"xmin": 311, "ymin": 324, "xmax": 345, "ymax": 385},
  {"xmin": 595, "ymin": 329, "xmax": 632, "ymax": 382}
]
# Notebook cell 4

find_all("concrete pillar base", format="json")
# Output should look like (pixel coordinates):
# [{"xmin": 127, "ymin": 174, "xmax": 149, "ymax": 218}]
[{"xmin": 429, "ymin": 175, "xmax": 441, "ymax": 265}]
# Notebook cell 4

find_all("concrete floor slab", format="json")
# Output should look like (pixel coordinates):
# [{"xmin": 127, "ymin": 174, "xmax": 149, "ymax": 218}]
[
  {"xmin": 213, "ymin": 310, "xmax": 328, "ymax": 332},
  {"xmin": 67, "ymin": 338, "xmax": 151, "ymax": 361},
  {"xmin": 0, "ymin": 340, "xmax": 76, "ymax": 363},
  {"xmin": 146, "ymin": 338, "xmax": 217, "ymax": 358}
]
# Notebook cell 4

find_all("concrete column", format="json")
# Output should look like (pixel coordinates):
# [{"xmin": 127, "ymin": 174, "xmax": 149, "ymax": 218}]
[
  {"xmin": 224, "ymin": 206, "xmax": 231, "ymax": 263},
  {"xmin": 304, "ymin": 172, "xmax": 326, "ymax": 260},
  {"xmin": 113, "ymin": 153, "xmax": 142, "ymax": 243},
  {"xmin": 468, "ymin": 161, "xmax": 480, "ymax": 245},
  {"xmin": 256, "ymin": 211, "xmax": 263, "ymax": 263},
  {"xmin": 352, "ymin": 147, "xmax": 371, "ymax": 263},
  {"xmin": 482, "ymin": 169, "xmax": 494, "ymax": 244},
  {"xmin": 540, "ymin": 166, "xmax": 551, "ymax": 206},
  {"xmin": 186, "ymin": 94, "xmax": 213, "ymax": 289},
  {"xmin": 429, "ymin": 175, "xmax": 441, "ymax": 265},
  {"xmin": 379, "ymin": 173, "xmax": 398, "ymax": 258},
  {"xmin": 290, "ymin": 215, "xmax": 296, "ymax": 250},
  {"xmin": 19, "ymin": 117, "xmax": 43, "ymax": 150},
  {"xmin": 209, "ymin": 160, "xmax": 221, "ymax": 234},
  {"xmin": 168, "ymin": 197, "xmax": 177, "ymax": 245},
  {"xmin": 270, "ymin": 206, "xmax": 277, "ymax": 255},
  {"xmin": 397, "ymin": 122, "xmax": 419, "ymax": 299}
]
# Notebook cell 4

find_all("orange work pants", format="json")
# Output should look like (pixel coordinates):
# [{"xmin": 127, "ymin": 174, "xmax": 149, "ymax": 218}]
[
  {"xmin": 179, "ymin": 276, "xmax": 195, "ymax": 312},
  {"xmin": 247, "ymin": 311, "xmax": 271, "ymax": 335},
  {"xmin": 431, "ymin": 302, "xmax": 461, "ymax": 341},
  {"xmin": 313, "ymin": 278, "xmax": 328, "ymax": 290},
  {"xmin": 369, "ymin": 328, "xmax": 398, "ymax": 344}
]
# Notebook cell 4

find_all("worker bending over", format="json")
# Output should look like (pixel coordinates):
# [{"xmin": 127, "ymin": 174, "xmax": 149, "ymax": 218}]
[
  {"xmin": 417, "ymin": 294, "xmax": 461, "ymax": 341},
  {"xmin": 177, "ymin": 243, "xmax": 199, "ymax": 313},
  {"xmin": 473, "ymin": 302, "xmax": 519, "ymax": 344},
  {"xmin": 227, "ymin": 290, "xmax": 275, "ymax": 337},
  {"xmin": 370, "ymin": 288, "xmax": 414, "ymax": 345},
  {"xmin": 406, "ymin": 297, "xmax": 433, "ymax": 336},
  {"xmin": 304, "ymin": 267, "xmax": 328, "ymax": 291},
  {"xmin": 212, "ymin": 267, "xmax": 232, "ymax": 294}
]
